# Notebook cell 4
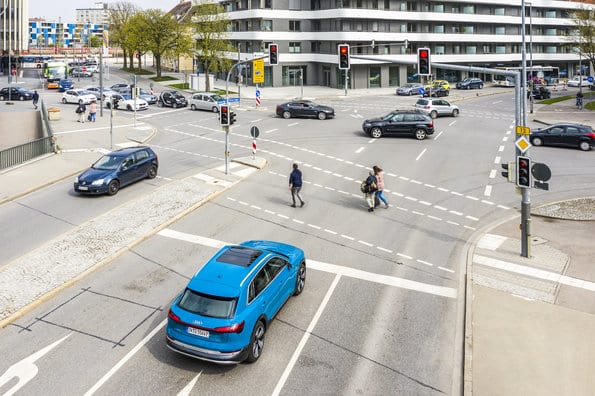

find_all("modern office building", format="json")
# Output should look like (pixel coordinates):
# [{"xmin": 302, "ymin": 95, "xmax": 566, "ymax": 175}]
[
  {"xmin": 29, "ymin": 20, "xmax": 104, "ymax": 49},
  {"xmin": 1, "ymin": 0, "xmax": 29, "ymax": 52},
  {"xmin": 215, "ymin": 0, "xmax": 594, "ymax": 88},
  {"xmin": 76, "ymin": 2, "xmax": 109, "ymax": 25}
]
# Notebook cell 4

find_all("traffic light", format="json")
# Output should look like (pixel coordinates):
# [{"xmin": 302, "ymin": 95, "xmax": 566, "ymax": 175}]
[
  {"xmin": 516, "ymin": 156, "xmax": 532, "ymax": 188},
  {"xmin": 220, "ymin": 104, "xmax": 229, "ymax": 126},
  {"xmin": 269, "ymin": 43, "xmax": 278, "ymax": 65},
  {"xmin": 338, "ymin": 44, "xmax": 350, "ymax": 70},
  {"xmin": 230, "ymin": 110, "xmax": 237, "ymax": 125},
  {"xmin": 501, "ymin": 161, "xmax": 515, "ymax": 183},
  {"xmin": 417, "ymin": 48, "xmax": 431, "ymax": 76}
]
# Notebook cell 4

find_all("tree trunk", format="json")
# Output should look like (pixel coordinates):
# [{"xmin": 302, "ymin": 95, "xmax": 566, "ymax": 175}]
[
  {"xmin": 205, "ymin": 61, "xmax": 210, "ymax": 92},
  {"xmin": 123, "ymin": 49, "xmax": 128, "ymax": 69},
  {"xmin": 155, "ymin": 55, "xmax": 161, "ymax": 78},
  {"xmin": 128, "ymin": 54, "xmax": 134, "ymax": 70},
  {"xmin": 137, "ymin": 53, "xmax": 142, "ymax": 71}
]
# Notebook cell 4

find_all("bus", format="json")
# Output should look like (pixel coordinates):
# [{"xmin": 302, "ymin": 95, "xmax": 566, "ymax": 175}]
[
  {"xmin": 43, "ymin": 61, "xmax": 69, "ymax": 87},
  {"xmin": 493, "ymin": 66, "xmax": 560, "ymax": 87}
]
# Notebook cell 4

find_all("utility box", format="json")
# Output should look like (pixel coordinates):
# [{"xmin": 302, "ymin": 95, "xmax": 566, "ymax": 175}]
[{"xmin": 47, "ymin": 107, "xmax": 61, "ymax": 121}]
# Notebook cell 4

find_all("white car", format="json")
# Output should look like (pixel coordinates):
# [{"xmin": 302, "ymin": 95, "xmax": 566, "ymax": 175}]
[
  {"xmin": 85, "ymin": 86, "xmax": 117, "ymax": 101},
  {"xmin": 567, "ymin": 76, "xmax": 591, "ymax": 87},
  {"xmin": 105, "ymin": 93, "xmax": 149, "ymax": 111},
  {"xmin": 61, "ymin": 89, "xmax": 97, "ymax": 105}
]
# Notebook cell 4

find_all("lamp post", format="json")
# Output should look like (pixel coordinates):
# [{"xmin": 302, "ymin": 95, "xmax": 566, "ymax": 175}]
[{"xmin": 528, "ymin": 2, "xmax": 534, "ymax": 113}]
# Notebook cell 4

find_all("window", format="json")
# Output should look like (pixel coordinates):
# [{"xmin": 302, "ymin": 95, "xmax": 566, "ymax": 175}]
[
  {"xmin": 265, "ymin": 257, "xmax": 287, "ymax": 279},
  {"xmin": 433, "ymin": 4, "xmax": 444, "ymax": 13},
  {"xmin": 289, "ymin": 0, "xmax": 300, "ymax": 10},
  {"xmin": 289, "ymin": 42, "xmax": 301, "ymax": 53},
  {"xmin": 263, "ymin": 20, "xmax": 272, "ymax": 31},
  {"xmin": 179, "ymin": 289, "xmax": 237, "ymax": 318},
  {"xmin": 494, "ymin": 7, "xmax": 505, "ymax": 16},
  {"xmin": 545, "ymin": 10, "xmax": 556, "ymax": 18},
  {"xmin": 407, "ymin": 2, "xmax": 417, "ymax": 11},
  {"xmin": 463, "ymin": 26, "xmax": 474, "ymax": 34},
  {"xmin": 264, "ymin": 0, "xmax": 272, "ymax": 8},
  {"xmin": 496, "ymin": 45, "xmax": 506, "ymax": 54},
  {"xmin": 369, "ymin": 66, "xmax": 381, "ymax": 88},
  {"xmin": 463, "ymin": 5, "xmax": 475, "ymax": 14},
  {"xmin": 466, "ymin": 46, "xmax": 477, "ymax": 54},
  {"xmin": 252, "ymin": 268, "xmax": 271, "ymax": 298},
  {"xmin": 495, "ymin": 26, "xmax": 505, "ymax": 35},
  {"xmin": 434, "ymin": 25, "xmax": 444, "ymax": 33},
  {"xmin": 289, "ymin": 20, "xmax": 301, "ymax": 31},
  {"xmin": 407, "ymin": 23, "xmax": 417, "ymax": 32},
  {"xmin": 435, "ymin": 45, "xmax": 445, "ymax": 55},
  {"xmin": 545, "ymin": 46, "xmax": 557, "ymax": 54},
  {"xmin": 134, "ymin": 150, "xmax": 149, "ymax": 162},
  {"xmin": 545, "ymin": 28, "xmax": 557, "ymax": 36}
]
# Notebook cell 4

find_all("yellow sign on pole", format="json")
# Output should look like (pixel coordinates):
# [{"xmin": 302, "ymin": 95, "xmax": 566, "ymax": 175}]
[
  {"xmin": 253, "ymin": 59, "xmax": 264, "ymax": 83},
  {"xmin": 515, "ymin": 125, "xmax": 530, "ymax": 135}
]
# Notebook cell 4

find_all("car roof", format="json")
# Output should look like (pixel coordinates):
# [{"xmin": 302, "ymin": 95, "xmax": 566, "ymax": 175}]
[{"xmin": 106, "ymin": 146, "xmax": 153, "ymax": 157}]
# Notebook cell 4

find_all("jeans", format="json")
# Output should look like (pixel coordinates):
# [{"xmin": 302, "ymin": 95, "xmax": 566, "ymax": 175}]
[
  {"xmin": 376, "ymin": 190, "xmax": 388, "ymax": 205},
  {"xmin": 291, "ymin": 186, "xmax": 303, "ymax": 205},
  {"xmin": 90, "ymin": 112, "xmax": 96, "ymax": 122}
]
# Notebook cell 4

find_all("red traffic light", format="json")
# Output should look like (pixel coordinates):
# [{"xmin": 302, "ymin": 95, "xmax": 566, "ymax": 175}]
[
  {"xmin": 419, "ymin": 49, "xmax": 429, "ymax": 58},
  {"xmin": 339, "ymin": 46, "xmax": 348, "ymax": 55},
  {"xmin": 221, "ymin": 106, "xmax": 228, "ymax": 113},
  {"xmin": 270, "ymin": 45, "xmax": 277, "ymax": 52}
]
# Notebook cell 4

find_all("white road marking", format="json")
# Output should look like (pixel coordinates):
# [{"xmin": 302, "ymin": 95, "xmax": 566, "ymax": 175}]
[
  {"xmin": 448, "ymin": 120, "xmax": 457, "ymax": 126},
  {"xmin": 307, "ymin": 224, "xmax": 321, "ymax": 230},
  {"xmin": 265, "ymin": 128, "xmax": 278, "ymax": 134},
  {"xmin": 434, "ymin": 131, "xmax": 444, "ymax": 140},
  {"xmin": 484, "ymin": 185, "xmax": 492, "ymax": 196},
  {"xmin": 415, "ymin": 149, "xmax": 427, "ymax": 161},
  {"xmin": 474, "ymin": 255, "xmax": 595, "ymax": 292},
  {"xmin": 177, "ymin": 372, "xmax": 202, "ymax": 396},
  {"xmin": 494, "ymin": 156, "xmax": 501, "ymax": 164},
  {"xmin": 288, "ymin": 122, "xmax": 299, "ymax": 127},
  {"xmin": 251, "ymin": 118, "xmax": 263, "ymax": 123},
  {"xmin": 493, "ymin": 100, "xmax": 503, "ymax": 104},
  {"xmin": 355, "ymin": 147, "xmax": 365, "ymax": 154},
  {"xmin": 438, "ymin": 266, "xmax": 455, "ymax": 273},
  {"xmin": 489, "ymin": 169, "xmax": 497, "ymax": 178},
  {"xmin": 498, "ymin": 145, "xmax": 505, "ymax": 152},
  {"xmin": 358, "ymin": 240, "xmax": 373, "ymax": 247},
  {"xmin": 477, "ymin": 234, "xmax": 507, "ymax": 250}
]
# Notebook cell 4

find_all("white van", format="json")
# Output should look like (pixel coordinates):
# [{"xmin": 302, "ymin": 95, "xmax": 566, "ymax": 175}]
[{"xmin": 189, "ymin": 92, "xmax": 225, "ymax": 112}]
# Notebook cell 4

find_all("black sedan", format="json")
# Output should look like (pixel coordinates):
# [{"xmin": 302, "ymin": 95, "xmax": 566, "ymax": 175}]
[
  {"xmin": 276, "ymin": 100, "xmax": 335, "ymax": 120},
  {"xmin": 456, "ymin": 78, "xmax": 484, "ymax": 89},
  {"xmin": 528, "ymin": 86, "xmax": 551, "ymax": 100},
  {"xmin": 530, "ymin": 123, "xmax": 594, "ymax": 151},
  {"xmin": 0, "ymin": 87, "xmax": 34, "ymax": 101},
  {"xmin": 73, "ymin": 146, "xmax": 159, "ymax": 195},
  {"xmin": 423, "ymin": 87, "xmax": 450, "ymax": 97}
]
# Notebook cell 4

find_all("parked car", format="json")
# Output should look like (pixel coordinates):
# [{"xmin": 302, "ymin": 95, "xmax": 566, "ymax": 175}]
[
  {"xmin": 528, "ymin": 86, "xmax": 551, "ymax": 100},
  {"xmin": 0, "ymin": 87, "xmax": 34, "ymax": 101},
  {"xmin": 85, "ymin": 86, "xmax": 117, "ymax": 101},
  {"xmin": 137, "ymin": 88, "xmax": 158, "ymax": 105},
  {"xmin": 396, "ymin": 83, "xmax": 423, "ymax": 96},
  {"xmin": 61, "ymin": 89, "xmax": 97, "ymax": 104},
  {"xmin": 190, "ymin": 92, "xmax": 225, "ymax": 112},
  {"xmin": 158, "ymin": 90, "xmax": 188, "ymax": 108},
  {"xmin": 423, "ymin": 87, "xmax": 450, "ymax": 97},
  {"xmin": 83, "ymin": 62, "xmax": 99, "ymax": 73},
  {"xmin": 566, "ymin": 76, "xmax": 591, "ymax": 88},
  {"xmin": 73, "ymin": 146, "xmax": 159, "ymax": 195},
  {"xmin": 275, "ymin": 100, "xmax": 335, "ymax": 120},
  {"xmin": 58, "ymin": 79, "xmax": 74, "ymax": 92},
  {"xmin": 414, "ymin": 98, "xmax": 460, "ymax": 118},
  {"xmin": 70, "ymin": 67, "xmax": 93, "ymax": 77},
  {"xmin": 456, "ymin": 77, "xmax": 484, "ymax": 89},
  {"xmin": 110, "ymin": 83, "xmax": 135, "ymax": 94},
  {"xmin": 105, "ymin": 93, "xmax": 149, "ymax": 111},
  {"xmin": 361, "ymin": 110, "xmax": 434, "ymax": 140},
  {"xmin": 166, "ymin": 240, "xmax": 307, "ymax": 364},
  {"xmin": 530, "ymin": 123, "xmax": 594, "ymax": 151}
]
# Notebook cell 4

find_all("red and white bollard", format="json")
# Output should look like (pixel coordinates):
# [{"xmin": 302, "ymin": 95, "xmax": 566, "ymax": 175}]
[{"xmin": 252, "ymin": 139, "xmax": 256, "ymax": 159}]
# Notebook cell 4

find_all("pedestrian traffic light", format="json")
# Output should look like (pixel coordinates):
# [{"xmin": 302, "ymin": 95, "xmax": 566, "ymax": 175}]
[
  {"xmin": 417, "ymin": 48, "xmax": 431, "ymax": 76},
  {"xmin": 501, "ymin": 161, "xmax": 515, "ymax": 183},
  {"xmin": 338, "ymin": 44, "xmax": 350, "ymax": 70},
  {"xmin": 230, "ymin": 110, "xmax": 237, "ymax": 125},
  {"xmin": 269, "ymin": 43, "xmax": 278, "ymax": 65},
  {"xmin": 220, "ymin": 104, "xmax": 229, "ymax": 126},
  {"xmin": 516, "ymin": 156, "xmax": 532, "ymax": 188}
]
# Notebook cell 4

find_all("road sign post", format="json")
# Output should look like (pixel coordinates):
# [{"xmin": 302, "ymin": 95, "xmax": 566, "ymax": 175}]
[{"xmin": 250, "ymin": 126, "xmax": 259, "ymax": 160}]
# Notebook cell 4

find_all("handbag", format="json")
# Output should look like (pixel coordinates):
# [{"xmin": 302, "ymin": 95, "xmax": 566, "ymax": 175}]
[{"xmin": 87, "ymin": 114, "xmax": 92, "ymax": 121}]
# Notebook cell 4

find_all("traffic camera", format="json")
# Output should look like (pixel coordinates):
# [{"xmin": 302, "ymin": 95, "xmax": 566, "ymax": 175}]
[
  {"xmin": 417, "ymin": 48, "xmax": 431, "ymax": 76},
  {"xmin": 220, "ymin": 104, "xmax": 230, "ymax": 126},
  {"xmin": 338, "ymin": 44, "xmax": 350, "ymax": 70},
  {"xmin": 269, "ymin": 43, "xmax": 278, "ymax": 65},
  {"xmin": 516, "ymin": 156, "xmax": 532, "ymax": 188}
]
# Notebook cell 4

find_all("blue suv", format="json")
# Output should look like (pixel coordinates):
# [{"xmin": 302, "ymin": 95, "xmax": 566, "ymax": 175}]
[{"xmin": 166, "ymin": 240, "xmax": 307, "ymax": 364}]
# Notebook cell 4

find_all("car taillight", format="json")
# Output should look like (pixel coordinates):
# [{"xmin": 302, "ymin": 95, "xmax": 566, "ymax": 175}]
[
  {"xmin": 168, "ymin": 309, "xmax": 181, "ymax": 323},
  {"xmin": 424, "ymin": 105, "xmax": 430, "ymax": 109},
  {"xmin": 428, "ymin": 121, "xmax": 434, "ymax": 127},
  {"xmin": 213, "ymin": 321, "xmax": 245, "ymax": 333},
  {"xmin": 587, "ymin": 132, "xmax": 595, "ymax": 139}
]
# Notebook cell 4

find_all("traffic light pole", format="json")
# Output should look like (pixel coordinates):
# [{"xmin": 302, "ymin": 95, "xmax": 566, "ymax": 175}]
[{"xmin": 519, "ymin": 0, "xmax": 531, "ymax": 258}]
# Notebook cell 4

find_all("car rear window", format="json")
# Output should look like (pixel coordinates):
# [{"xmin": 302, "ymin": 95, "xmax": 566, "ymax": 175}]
[
  {"xmin": 179, "ymin": 289, "xmax": 237, "ymax": 319},
  {"xmin": 416, "ymin": 99, "xmax": 429, "ymax": 105},
  {"xmin": 217, "ymin": 246, "xmax": 262, "ymax": 266}
]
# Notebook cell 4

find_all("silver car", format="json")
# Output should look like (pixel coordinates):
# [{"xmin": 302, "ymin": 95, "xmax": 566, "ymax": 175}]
[
  {"xmin": 414, "ymin": 98, "xmax": 460, "ymax": 118},
  {"xmin": 189, "ymin": 92, "xmax": 225, "ymax": 112},
  {"xmin": 397, "ymin": 83, "xmax": 423, "ymax": 96}
]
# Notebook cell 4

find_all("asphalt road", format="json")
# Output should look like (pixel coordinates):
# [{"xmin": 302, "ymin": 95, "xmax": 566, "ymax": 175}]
[{"xmin": 1, "ymin": 80, "xmax": 593, "ymax": 395}]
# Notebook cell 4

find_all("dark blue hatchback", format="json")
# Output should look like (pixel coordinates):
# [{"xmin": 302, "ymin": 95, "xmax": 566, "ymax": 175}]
[
  {"xmin": 166, "ymin": 240, "xmax": 307, "ymax": 364},
  {"xmin": 73, "ymin": 146, "xmax": 158, "ymax": 195}
]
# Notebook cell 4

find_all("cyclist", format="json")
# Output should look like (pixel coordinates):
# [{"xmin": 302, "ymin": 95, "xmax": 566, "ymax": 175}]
[{"xmin": 576, "ymin": 91, "xmax": 584, "ymax": 109}]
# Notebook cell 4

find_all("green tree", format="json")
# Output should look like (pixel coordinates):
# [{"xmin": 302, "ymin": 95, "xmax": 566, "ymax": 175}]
[
  {"xmin": 87, "ymin": 35, "xmax": 102, "ymax": 49},
  {"xmin": 141, "ymin": 9, "xmax": 194, "ymax": 77},
  {"xmin": 190, "ymin": 1, "xmax": 234, "ymax": 91},
  {"xmin": 108, "ymin": 1, "xmax": 139, "ymax": 69},
  {"xmin": 572, "ymin": 8, "xmax": 595, "ymax": 72}
]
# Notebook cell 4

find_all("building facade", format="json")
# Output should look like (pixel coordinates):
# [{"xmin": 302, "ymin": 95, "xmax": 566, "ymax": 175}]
[
  {"xmin": 1, "ymin": 0, "xmax": 29, "ymax": 52},
  {"xmin": 216, "ymin": 0, "xmax": 593, "ymax": 88},
  {"xmin": 29, "ymin": 19, "xmax": 105, "ymax": 49}
]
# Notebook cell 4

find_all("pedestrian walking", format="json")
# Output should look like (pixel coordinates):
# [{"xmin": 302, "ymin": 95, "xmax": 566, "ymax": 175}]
[
  {"xmin": 373, "ymin": 165, "xmax": 389, "ymax": 209},
  {"xmin": 89, "ymin": 100, "xmax": 97, "ymax": 122},
  {"xmin": 364, "ymin": 170, "xmax": 378, "ymax": 212},
  {"xmin": 76, "ymin": 102, "xmax": 87, "ymax": 123},
  {"xmin": 32, "ymin": 90, "xmax": 39, "ymax": 109},
  {"xmin": 288, "ymin": 163, "xmax": 305, "ymax": 208}
]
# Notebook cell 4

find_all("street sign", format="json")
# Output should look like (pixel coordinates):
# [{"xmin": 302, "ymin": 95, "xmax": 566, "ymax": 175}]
[
  {"xmin": 250, "ymin": 126, "xmax": 260, "ymax": 138},
  {"xmin": 531, "ymin": 162, "xmax": 552, "ymax": 182},
  {"xmin": 253, "ymin": 59, "xmax": 264, "ymax": 83},
  {"xmin": 588, "ymin": 76, "xmax": 594, "ymax": 83},
  {"xmin": 515, "ymin": 125, "xmax": 530, "ymax": 135},
  {"xmin": 418, "ymin": 87, "xmax": 425, "ymax": 95},
  {"xmin": 515, "ymin": 136, "xmax": 531, "ymax": 153}
]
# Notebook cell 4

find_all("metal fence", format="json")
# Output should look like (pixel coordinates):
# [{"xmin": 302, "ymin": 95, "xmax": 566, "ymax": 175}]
[{"xmin": 0, "ymin": 100, "xmax": 56, "ymax": 170}]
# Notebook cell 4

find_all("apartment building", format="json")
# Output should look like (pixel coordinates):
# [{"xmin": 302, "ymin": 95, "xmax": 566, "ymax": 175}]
[
  {"xmin": 1, "ymin": 0, "xmax": 28, "ymax": 52},
  {"xmin": 218, "ymin": 0, "xmax": 592, "ymax": 88}
]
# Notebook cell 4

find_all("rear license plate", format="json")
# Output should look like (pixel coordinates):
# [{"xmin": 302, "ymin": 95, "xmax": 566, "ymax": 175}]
[
  {"xmin": 78, "ymin": 186, "xmax": 88, "ymax": 191},
  {"xmin": 187, "ymin": 327, "xmax": 209, "ymax": 338}
]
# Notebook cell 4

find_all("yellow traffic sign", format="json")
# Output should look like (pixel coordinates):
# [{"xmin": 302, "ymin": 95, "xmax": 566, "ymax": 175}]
[
  {"xmin": 515, "ymin": 136, "xmax": 531, "ymax": 153},
  {"xmin": 516, "ymin": 125, "xmax": 530, "ymax": 135},
  {"xmin": 253, "ymin": 59, "xmax": 264, "ymax": 83}
]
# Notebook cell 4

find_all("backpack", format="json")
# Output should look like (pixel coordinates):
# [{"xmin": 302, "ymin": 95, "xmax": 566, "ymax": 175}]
[{"xmin": 360, "ymin": 180, "xmax": 369, "ymax": 193}]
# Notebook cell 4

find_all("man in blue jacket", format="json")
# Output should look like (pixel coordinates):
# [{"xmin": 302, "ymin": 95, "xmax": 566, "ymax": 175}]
[{"xmin": 288, "ymin": 163, "xmax": 305, "ymax": 208}]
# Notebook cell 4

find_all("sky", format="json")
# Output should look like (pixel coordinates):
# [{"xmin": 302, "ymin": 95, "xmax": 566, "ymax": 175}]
[{"xmin": 28, "ymin": 0, "xmax": 182, "ymax": 21}]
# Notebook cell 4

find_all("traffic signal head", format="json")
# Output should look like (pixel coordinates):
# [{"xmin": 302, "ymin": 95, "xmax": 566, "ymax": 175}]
[
  {"xmin": 269, "ymin": 43, "xmax": 278, "ymax": 65},
  {"xmin": 230, "ymin": 111, "xmax": 237, "ymax": 125},
  {"xmin": 338, "ymin": 44, "xmax": 350, "ymax": 70},
  {"xmin": 501, "ymin": 161, "xmax": 515, "ymax": 183},
  {"xmin": 417, "ymin": 48, "xmax": 431, "ymax": 76},
  {"xmin": 220, "ymin": 104, "xmax": 229, "ymax": 126},
  {"xmin": 516, "ymin": 156, "xmax": 532, "ymax": 188}
]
